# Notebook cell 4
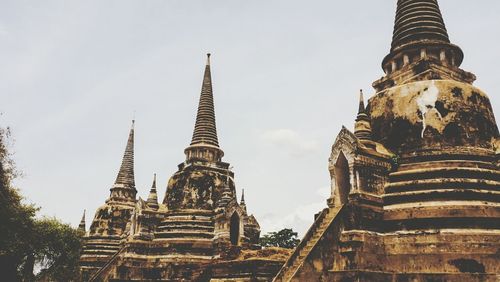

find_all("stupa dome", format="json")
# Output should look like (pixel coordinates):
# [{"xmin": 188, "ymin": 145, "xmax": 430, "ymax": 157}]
[{"xmin": 369, "ymin": 80, "xmax": 499, "ymax": 153}]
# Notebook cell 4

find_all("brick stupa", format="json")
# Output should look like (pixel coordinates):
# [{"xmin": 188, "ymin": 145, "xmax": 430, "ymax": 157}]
[
  {"xmin": 274, "ymin": 0, "xmax": 500, "ymax": 281},
  {"xmin": 80, "ymin": 55, "xmax": 288, "ymax": 281}
]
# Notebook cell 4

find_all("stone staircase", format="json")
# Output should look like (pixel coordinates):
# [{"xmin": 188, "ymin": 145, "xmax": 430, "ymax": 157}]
[
  {"xmin": 80, "ymin": 235, "xmax": 123, "ymax": 281},
  {"xmin": 273, "ymin": 205, "xmax": 343, "ymax": 282},
  {"xmin": 88, "ymin": 245, "xmax": 126, "ymax": 282}
]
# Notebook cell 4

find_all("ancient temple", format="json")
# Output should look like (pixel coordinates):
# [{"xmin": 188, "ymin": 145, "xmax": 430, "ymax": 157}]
[
  {"xmin": 274, "ymin": 0, "xmax": 499, "ymax": 281},
  {"xmin": 80, "ymin": 121, "xmax": 137, "ymax": 277},
  {"xmin": 80, "ymin": 54, "xmax": 288, "ymax": 281}
]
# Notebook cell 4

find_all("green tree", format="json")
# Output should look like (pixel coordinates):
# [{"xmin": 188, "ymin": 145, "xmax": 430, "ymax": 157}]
[
  {"xmin": 30, "ymin": 218, "xmax": 83, "ymax": 281},
  {"xmin": 260, "ymin": 228, "xmax": 301, "ymax": 249},
  {"xmin": 0, "ymin": 126, "xmax": 83, "ymax": 281},
  {"xmin": 0, "ymin": 126, "xmax": 37, "ymax": 281}
]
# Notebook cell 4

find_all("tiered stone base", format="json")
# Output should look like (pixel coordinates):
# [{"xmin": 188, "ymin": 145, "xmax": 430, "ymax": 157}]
[
  {"xmin": 383, "ymin": 148, "xmax": 500, "ymax": 231},
  {"xmin": 285, "ymin": 201, "xmax": 500, "ymax": 282},
  {"xmin": 210, "ymin": 260, "xmax": 285, "ymax": 281},
  {"xmin": 325, "ymin": 270, "xmax": 499, "ymax": 282},
  {"xmin": 90, "ymin": 240, "xmax": 287, "ymax": 281},
  {"xmin": 80, "ymin": 235, "xmax": 122, "ymax": 281},
  {"xmin": 337, "ymin": 230, "xmax": 500, "ymax": 275}
]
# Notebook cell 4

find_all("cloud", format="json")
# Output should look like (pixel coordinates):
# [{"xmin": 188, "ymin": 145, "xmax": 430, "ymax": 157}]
[
  {"xmin": 260, "ymin": 129, "xmax": 318, "ymax": 156},
  {"xmin": 259, "ymin": 186, "xmax": 330, "ymax": 236},
  {"xmin": 259, "ymin": 201, "xmax": 324, "ymax": 236}
]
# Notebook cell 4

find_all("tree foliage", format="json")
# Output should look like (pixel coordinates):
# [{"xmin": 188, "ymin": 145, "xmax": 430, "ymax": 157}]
[
  {"xmin": 31, "ymin": 218, "xmax": 83, "ymax": 281},
  {"xmin": 260, "ymin": 228, "xmax": 301, "ymax": 249},
  {"xmin": 0, "ymin": 126, "xmax": 83, "ymax": 281}
]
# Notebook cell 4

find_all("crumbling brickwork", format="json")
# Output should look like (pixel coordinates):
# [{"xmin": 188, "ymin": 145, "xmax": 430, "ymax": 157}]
[
  {"xmin": 275, "ymin": 1, "xmax": 500, "ymax": 281},
  {"xmin": 80, "ymin": 55, "xmax": 285, "ymax": 282}
]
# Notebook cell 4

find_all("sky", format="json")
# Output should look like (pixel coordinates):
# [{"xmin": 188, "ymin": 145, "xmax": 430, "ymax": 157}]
[{"xmin": 1, "ymin": 0, "xmax": 499, "ymax": 236}]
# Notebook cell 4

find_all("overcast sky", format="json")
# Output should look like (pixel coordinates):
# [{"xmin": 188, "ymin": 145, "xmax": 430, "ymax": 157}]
[{"xmin": 1, "ymin": 0, "xmax": 499, "ymax": 236}]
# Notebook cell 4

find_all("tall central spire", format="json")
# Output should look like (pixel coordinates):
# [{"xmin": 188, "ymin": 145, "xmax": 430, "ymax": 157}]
[
  {"xmin": 190, "ymin": 53, "xmax": 220, "ymax": 147},
  {"xmin": 184, "ymin": 54, "xmax": 224, "ymax": 163},
  {"xmin": 391, "ymin": 0, "xmax": 450, "ymax": 51},
  {"xmin": 375, "ymin": 0, "xmax": 474, "ymax": 91},
  {"xmin": 382, "ymin": 0, "xmax": 464, "ymax": 69},
  {"xmin": 115, "ymin": 120, "xmax": 135, "ymax": 187},
  {"xmin": 108, "ymin": 120, "xmax": 137, "ymax": 204}
]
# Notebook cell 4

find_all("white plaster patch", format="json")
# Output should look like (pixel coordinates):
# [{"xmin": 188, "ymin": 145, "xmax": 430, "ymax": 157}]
[{"xmin": 416, "ymin": 81, "xmax": 441, "ymax": 137}]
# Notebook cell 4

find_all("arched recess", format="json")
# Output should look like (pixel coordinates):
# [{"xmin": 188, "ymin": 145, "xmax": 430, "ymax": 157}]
[
  {"xmin": 230, "ymin": 212, "xmax": 240, "ymax": 246},
  {"xmin": 334, "ymin": 152, "xmax": 351, "ymax": 204}
]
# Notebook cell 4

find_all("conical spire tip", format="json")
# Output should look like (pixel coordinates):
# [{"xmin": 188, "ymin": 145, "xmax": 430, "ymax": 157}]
[
  {"xmin": 80, "ymin": 209, "xmax": 86, "ymax": 222},
  {"xmin": 152, "ymin": 173, "xmax": 157, "ymax": 189},
  {"xmin": 113, "ymin": 121, "xmax": 136, "ymax": 189},
  {"xmin": 358, "ymin": 89, "xmax": 365, "ymax": 114},
  {"xmin": 188, "ymin": 52, "xmax": 220, "ymax": 148}
]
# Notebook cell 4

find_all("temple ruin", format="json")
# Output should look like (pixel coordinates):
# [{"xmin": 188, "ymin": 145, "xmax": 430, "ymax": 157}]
[
  {"xmin": 80, "ymin": 0, "xmax": 499, "ymax": 281},
  {"xmin": 274, "ymin": 0, "xmax": 499, "ymax": 281},
  {"xmin": 80, "ymin": 54, "xmax": 288, "ymax": 281}
]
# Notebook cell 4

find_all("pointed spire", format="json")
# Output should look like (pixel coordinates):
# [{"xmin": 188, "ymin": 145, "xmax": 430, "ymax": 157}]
[
  {"xmin": 114, "ymin": 120, "xmax": 135, "ymax": 188},
  {"xmin": 358, "ymin": 89, "xmax": 365, "ymax": 114},
  {"xmin": 354, "ymin": 90, "xmax": 372, "ymax": 141},
  {"xmin": 240, "ymin": 189, "xmax": 245, "ymax": 205},
  {"xmin": 240, "ymin": 189, "xmax": 247, "ymax": 212},
  {"xmin": 108, "ymin": 121, "xmax": 137, "ymax": 204},
  {"xmin": 190, "ymin": 53, "xmax": 220, "ymax": 147},
  {"xmin": 206, "ymin": 53, "xmax": 211, "ymax": 66},
  {"xmin": 391, "ymin": 0, "xmax": 450, "ymax": 51},
  {"xmin": 380, "ymin": 0, "xmax": 465, "ymax": 76},
  {"xmin": 78, "ymin": 210, "xmax": 86, "ymax": 233},
  {"xmin": 185, "ymin": 54, "xmax": 224, "ymax": 163},
  {"xmin": 147, "ymin": 173, "xmax": 159, "ymax": 210}
]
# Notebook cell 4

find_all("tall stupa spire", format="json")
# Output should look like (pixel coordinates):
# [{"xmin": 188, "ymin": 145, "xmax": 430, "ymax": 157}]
[
  {"xmin": 185, "ymin": 54, "xmax": 224, "ymax": 163},
  {"xmin": 391, "ymin": 0, "xmax": 450, "ymax": 51},
  {"xmin": 108, "ymin": 121, "xmax": 137, "ymax": 203},
  {"xmin": 191, "ymin": 53, "xmax": 219, "ymax": 147},
  {"xmin": 115, "ymin": 120, "xmax": 135, "ymax": 187},
  {"xmin": 375, "ymin": 0, "xmax": 474, "ymax": 91}
]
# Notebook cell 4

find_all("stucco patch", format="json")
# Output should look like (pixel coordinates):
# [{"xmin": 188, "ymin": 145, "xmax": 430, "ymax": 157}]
[{"xmin": 416, "ymin": 81, "xmax": 441, "ymax": 137}]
